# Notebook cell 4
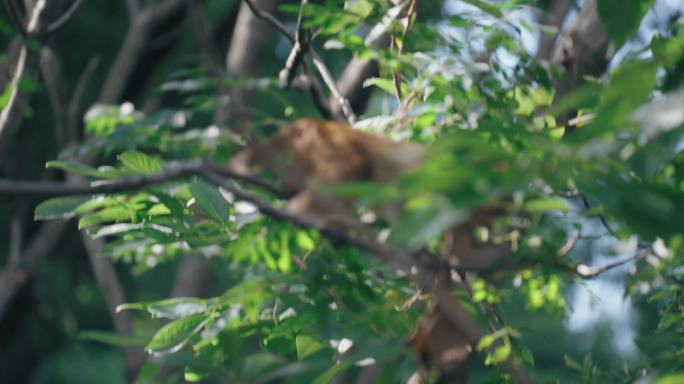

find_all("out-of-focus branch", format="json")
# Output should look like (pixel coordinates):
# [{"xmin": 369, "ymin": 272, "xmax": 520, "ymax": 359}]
[
  {"xmin": 38, "ymin": 43, "xmax": 144, "ymax": 377},
  {"xmin": 125, "ymin": 0, "xmax": 140, "ymax": 15},
  {"xmin": 40, "ymin": 47, "xmax": 67, "ymax": 147},
  {"xmin": 45, "ymin": 0, "xmax": 84, "ymax": 33},
  {"xmin": 329, "ymin": 3, "xmax": 400, "ymax": 117},
  {"xmin": 184, "ymin": 0, "xmax": 224, "ymax": 76},
  {"xmin": 551, "ymin": 0, "xmax": 610, "ymax": 132},
  {"xmin": 66, "ymin": 56, "xmax": 100, "ymax": 144},
  {"xmin": 242, "ymin": 0, "xmax": 356, "ymax": 122},
  {"xmin": 536, "ymin": 0, "xmax": 573, "ymax": 61},
  {"xmin": 278, "ymin": 0, "xmax": 310, "ymax": 88},
  {"xmin": 3, "ymin": 0, "xmax": 29, "ymax": 38},
  {"xmin": 213, "ymin": 0, "xmax": 278, "ymax": 131},
  {"xmin": 392, "ymin": 0, "xmax": 417, "ymax": 102},
  {"xmin": 1, "ymin": 160, "xmax": 536, "ymax": 380},
  {"xmin": 0, "ymin": 220, "xmax": 68, "ymax": 319},
  {"xmin": 80, "ymin": 232, "xmax": 145, "ymax": 379},
  {"xmin": 0, "ymin": 0, "xmax": 48, "ymax": 159},
  {"xmin": 99, "ymin": 0, "xmax": 186, "ymax": 103}
]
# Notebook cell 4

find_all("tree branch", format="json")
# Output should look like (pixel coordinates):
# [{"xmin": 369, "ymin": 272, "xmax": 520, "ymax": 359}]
[
  {"xmin": 0, "ymin": 156, "xmax": 536, "ymax": 381},
  {"xmin": 0, "ymin": 0, "xmax": 48, "ymax": 158},
  {"xmin": 99, "ymin": 0, "xmax": 186, "ymax": 103},
  {"xmin": 80, "ymin": 232, "xmax": 145, "ymax": 379},
  {"xmin": 278, "ymin": 0, "xmax": 310, "ymax": 88},
  {"xmin": 3, "ymin": 0, "xmax": 29, "ymax": 38},
  {"xmin": 0, "ymin": 220, "xmax": 68, "ymax": 318},
  {"xmin": 0, "ymin": 160, "xmax": 282, "ymax": 198},
  {"xmin": 45, "ymin": 0, "xmax": 84, "ymax": 33},
  {"xmin": 66, "ymin": 56, "xmax": 100, "ymax": 145},
  {"xmin": 242, "ymin": 0, "xmax": 356, "ymax": 122},
  {"xmin": 573, "ymin": 252, "xmax": 646, "ymax": 279}
]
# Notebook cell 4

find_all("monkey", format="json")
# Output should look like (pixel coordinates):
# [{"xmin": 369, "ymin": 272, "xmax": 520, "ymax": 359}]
[
  {"xmin": 228, "ymin": 118, "xmax": 510, "ymax": 267},
  {"xmin": 228, "ymin": 118, "xmax": 424, "ymax": 226},
  {"xmin": 228, "ymin": 118, "xmax": 513, "ymax": 381}
]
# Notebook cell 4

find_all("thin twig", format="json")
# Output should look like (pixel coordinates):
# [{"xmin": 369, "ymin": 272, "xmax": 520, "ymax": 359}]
[
  {"xmin": 557, "ymin": 230, "xmax": 580, "ymax": 257},
  {"xmin": 242, "ymin": 0, "xmax": 293, "ymax": 41},
  {"xmin": 184, "ymin": 0, "xmax": 224, "ymax": 77},
  {"xmin": 67, "ymin": 56, "xmax": 101, "ymax": 144},
  {"xmin": 0, "ymin": 220, "xmax": 68, "ymax": 318},
  {"xmin": 392, "ymin": 0, "xmax": 417, "ymax": 102},
  {"xmin": 46, "ymin": 0, "xmax": 84, "ymax": 33},
  {"xmin": 40, "ymin": 47, "xmax": 67, "ymax": 148},
  {"xmin": 311, "ymin": 51, "xmax": 356, "ymax": 123},
  {"xmin": 278, "ymin": 0, "xmax": 310, "ymax": 87},
  {"xmin": 144, "ymin": 20, "xmax": 187, "ymax": 51},
  {"xmin": 242, "ymin": 0, "xmax": 356, "ymax": 122},
  {"xmin": 580, "ymin": 195, "xmax": 621, "ymax": 238},
  {"xmin": 574, "ymin": 252, "xmax": 646, "ymax": 279}
]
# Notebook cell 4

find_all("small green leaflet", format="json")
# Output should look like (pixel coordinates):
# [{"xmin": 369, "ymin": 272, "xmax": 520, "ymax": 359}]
[
  {"xmin": 461, "ymin": 0, "xmax": 503, "ymax": 19},
  {"xmin": 597, "ymin": 0, "xmax": 655, "ymax": 47},
  {"xmin": 362, "ymin": 77, "xmax": 409, "ymax": 98},
  {"xmin": 189, "ymin": 177, "xmax": 231, "ymax": 224},
  {"xmin": 118, "ymin": 151, "xmax": 162, "ymax": 174},
  {"xmin": 116, "ymin": 297, "xmax": 209, "ymax": 319},
  {"xmin": 296, "ymin": 334, "xmax": 325, "ymax": 361},
  {"xmin": 523, "ymin": 197, "xmax": 568, "ymax": 213},
  {"xmin": 79, "ymin": 330, "xmax": 148, "ymax": 347},
  {"xmin": 34, "ymin": 196, "xmax": 91, "ymax": 220},
  {"xmin": 146, "ymin": 314, "xmax": 210, "ymax": 356},
  {"xmin": 46, "ymin": 160, "xmax": 122, "ymax": 178}
]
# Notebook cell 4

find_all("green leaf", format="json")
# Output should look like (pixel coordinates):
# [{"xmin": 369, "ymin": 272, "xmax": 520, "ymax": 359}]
[
  {"xmin": 485, "ymin": 344, "xmax": 511, "ymax": 365},
  {"xmin": 657, "ymin": 374, "xmax": 684, "ymax": 384},
  {"xmin": 118, "ymin": 151, "xmax": 162, "ymax": 174},
  {"xmin": 476, "ymin": 334, "xmax": 496, "ymax": 351},
  {"xmin": 461, "ymin": 0, "xmax": 503, "ymax": 19},
  {"xmin": 185, "ymin": 365, "xmax": 211, "ymax": 382},
  {"xmin": 78, "ymin": 206, "xmax": 134, "ymax": 229},
  {"xmin": 147, "ymin": 297, "xmax": 209, "ymax": 319},
  {"xmin": 79, "ymin": 330, "xmax": 148, "ymax": 347},
  {"xmin": 597, "ymin": 0, "xmax": 655, "ymax": 47},
  {"xmin": 578, "ymin": 61, "xmax": 657, "ymax": 140},
  {"xmin": 46, "ymin": 160, "xmax": 121, "ymax": 179},
  {"xmin": 296, "ymin": 334, "xmax": 325, "ymax": 360},
  {"xmin": 35, "ymin": 196, "xmax": 91, "ymax": 220},
  {"xmin": 0, "ymin": 83, "xmax": 12, "ymax": 108},
  {"xmin": 391, "ymin": 196, "xmax": 468, "ymax": 250},
  {"xmin": 523, "ymin": 197, "xmax": 568, "ymax": 213},
  {"xmin": 146, "ymin": 315, "xmax": 208, "ymax": 355},
  {"xmin": 150, "ymin": 190, "xmax": 185, "ymax": 222},
  {"xmin": 321, "ymin": 181, "xmax": 400, "ymax": 202},
  {"xmin": 189, "ymin": 178, "xmax": 231, "ymax": 224},
  {"xmin": 312, "ymin": 362, "xmax": 353, "ymax": 384},
  {"xmin": 564, "ymin": 355, "xmax": 584, "ymax": 372},
  {"xmin": 362, "ymin": 78, "xmax": 409, "ymax": 97}
]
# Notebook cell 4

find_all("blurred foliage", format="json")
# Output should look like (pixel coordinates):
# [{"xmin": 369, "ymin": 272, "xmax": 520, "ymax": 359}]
[{"xmin": 1, "ymin": 0, "xmax": 684, "ymax": 383}]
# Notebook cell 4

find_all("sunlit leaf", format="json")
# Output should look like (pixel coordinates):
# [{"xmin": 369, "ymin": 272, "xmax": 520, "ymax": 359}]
[
  {"xmin": 118, "ymin": 151, "xmax": 162, "ymax": 174},
  {"xmin": 146, "ymin": 315, "xmax": 209, "ymax": 355},
  {"xmin": 296, "ymin": 334, "xmax": 325, "ymax": 360},
  {"xmin": 189, "ymin": 178, "xmax": 231, "ymax": 224},
  {"xmin": 597, "ymin": 0, "xmax": 655, "ymax": 47},
  {"xmin": 35, "ymin": 196, "xmax": 91, "ymax": 220},
  {"xmin": 79, "ymin": 330, "xmax": 148, "ymax": 347}
]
